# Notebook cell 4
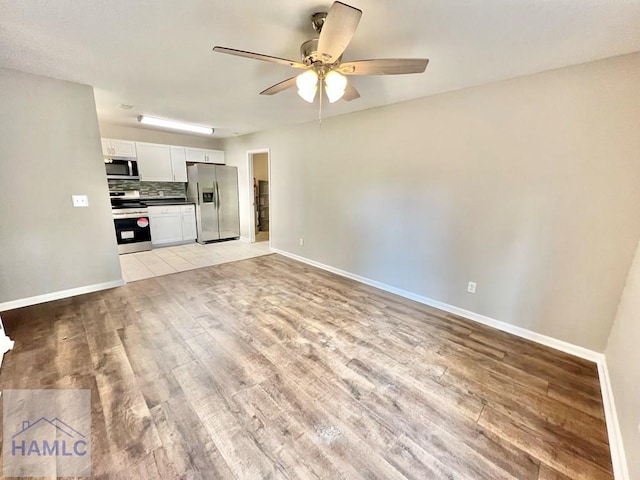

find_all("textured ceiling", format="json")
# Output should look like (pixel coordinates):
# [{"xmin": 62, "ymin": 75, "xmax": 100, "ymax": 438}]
[{"xmin": 1, "ymin": 0, "xmax": 639, "ymax": 138}]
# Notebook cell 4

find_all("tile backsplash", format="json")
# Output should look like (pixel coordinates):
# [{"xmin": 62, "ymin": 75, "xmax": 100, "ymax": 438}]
[{"xmin": 108, "ymin": 179, "xmax": 186, "ymax": 198}]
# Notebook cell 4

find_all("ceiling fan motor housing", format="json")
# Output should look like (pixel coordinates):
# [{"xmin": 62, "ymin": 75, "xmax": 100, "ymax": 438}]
[{"xmin": 300, "ymin": 38, "xmax": 319, "ymax": 64}]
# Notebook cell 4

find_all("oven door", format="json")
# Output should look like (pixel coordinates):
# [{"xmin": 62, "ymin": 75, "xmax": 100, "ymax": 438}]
[{"xmin": 113, "ymin": 213, "xmax": 151, "ymax": 252}]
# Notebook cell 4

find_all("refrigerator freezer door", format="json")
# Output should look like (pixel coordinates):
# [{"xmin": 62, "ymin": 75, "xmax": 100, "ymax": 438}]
[
  {"xmin": 195, "ymin": 165, "xmax": 220, "ymax": 242},
  {"xmin": 215, "ymin": 166, "xmax": 240, "ymax": 240}
]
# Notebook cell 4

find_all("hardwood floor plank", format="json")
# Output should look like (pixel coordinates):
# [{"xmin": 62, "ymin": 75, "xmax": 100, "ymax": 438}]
[
  {"xmin": 439, "ymin": 367, "xmax": 610, "ymax": 446},
  {"xmin": 547, "ymin": 382, "xmax": 607, "ymax": 419},
  {"xmin": 538, "ymin": 463, "xmax": 575, "ymax": 480},
  {"xmin": 478, "ymin": 406, "xmax": 613, "ymax": 480},
  {"xmin": 172, "ymin": 359, "xmax": 280, "ymax": 478},
  {"xmin": 385, "ymin": 434, "xmax": 475, "ymax": 480},
  {"xmin": 149, "ymin": 395, "xmax": 235, "ymax": 479}
]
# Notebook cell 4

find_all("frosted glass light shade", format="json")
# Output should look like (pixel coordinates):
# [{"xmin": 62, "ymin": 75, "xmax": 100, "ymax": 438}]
[
  {"xmin": 296, "ymin": 70, "xmax": 319, "ymax": 103},
  {"xmin": 325, "ymin": 70, "xmax": 347, "ymax": 103}
]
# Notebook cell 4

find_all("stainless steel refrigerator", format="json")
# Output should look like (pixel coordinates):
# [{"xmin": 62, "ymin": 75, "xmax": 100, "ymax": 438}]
[{"xmin": 187, "ymin": 164, "xmax": 240, "ymax": 243}]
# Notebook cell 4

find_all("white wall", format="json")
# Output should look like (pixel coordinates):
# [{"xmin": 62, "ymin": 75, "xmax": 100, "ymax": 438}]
[
  {"xmin": 606, "ymin": 240, "xmax": 640, "ymax": 480},
  {"xmin": 0, "ymin": 68, "xmax": 122, "ymax": 307},
  {"xmin": 222, "ymin": 52, "xmax": 640, "ymax": 353}
]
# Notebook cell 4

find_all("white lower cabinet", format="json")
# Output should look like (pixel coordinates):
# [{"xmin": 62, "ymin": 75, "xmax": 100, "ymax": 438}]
[
  {"xmin": 181, "ymin": 205, "xmax": 197, "ymax": 240},
  {"xmin": 149, "ymin": 205, "xmax": 197, "ymax": 246}
]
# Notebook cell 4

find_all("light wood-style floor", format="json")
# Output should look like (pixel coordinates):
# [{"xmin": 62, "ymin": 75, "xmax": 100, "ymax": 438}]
[{"xmin": 0, "ymin": 254, "xmax": 612, "ymax": 479}]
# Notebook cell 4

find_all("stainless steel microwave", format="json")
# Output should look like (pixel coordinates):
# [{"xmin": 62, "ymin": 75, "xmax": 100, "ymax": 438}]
[{"xmin": 105, "ymin": 158, "xmax": 139, "ymax": 180}]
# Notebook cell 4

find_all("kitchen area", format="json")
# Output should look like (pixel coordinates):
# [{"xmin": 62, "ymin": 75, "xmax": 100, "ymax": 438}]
[{"xmin": 104, "ymin": 137, "xmax": 270, "ymax": 282}]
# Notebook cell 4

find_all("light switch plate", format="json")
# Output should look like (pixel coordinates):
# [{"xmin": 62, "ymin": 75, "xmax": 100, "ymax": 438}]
[{"xmin": 72, "ymin": 195, "xmax": 89, "ymax": 207}]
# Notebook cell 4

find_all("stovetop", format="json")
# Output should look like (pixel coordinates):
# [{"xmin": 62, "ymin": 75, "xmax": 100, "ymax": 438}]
[
  {"xmin": 110, "ymin": 190, "xmax": 147, "ymax": 210},
  {"xmin": 111, "ymin": 201, "xmax": 147, "ymax": 209}
]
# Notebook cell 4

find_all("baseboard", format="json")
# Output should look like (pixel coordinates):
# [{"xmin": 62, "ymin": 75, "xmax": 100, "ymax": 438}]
[
  {"xmin": 271, "ymin": 248, "xmax": 630, "ymax": 479},
  {"xmin": 597, "ymin": 359, "xmax": 629, "ymax": 480},
  {"xmin": 0, "ymin": 279, "xmax": 125, "ymax": 312},
  {"xmin": 240, "ymin": 236, "xmax": 251, "ymax": 243}
]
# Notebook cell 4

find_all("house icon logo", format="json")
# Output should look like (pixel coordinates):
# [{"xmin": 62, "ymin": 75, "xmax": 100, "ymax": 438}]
[
  {"xmin": 11, "ymin": 417, "xmax": 88, "ymax": 457},
  {"xmin": 3, "ymin": 389, "xmax": 91, "ymax": 477}
]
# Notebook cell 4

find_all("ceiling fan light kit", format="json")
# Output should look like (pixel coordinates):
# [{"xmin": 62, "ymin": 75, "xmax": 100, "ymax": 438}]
[
  {"xmin": 137, "ymin": 115, "xmax": 214, "ymax": 135},
  {"xmin": 212, "ymin": 0, "xmax": 429, "ymax": 110}
]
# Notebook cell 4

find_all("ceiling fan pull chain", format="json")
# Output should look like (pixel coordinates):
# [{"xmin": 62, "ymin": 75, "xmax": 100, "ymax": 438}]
[{"xmin": 318, "ymin": 79, "xmax": 323, "ymax": 126}]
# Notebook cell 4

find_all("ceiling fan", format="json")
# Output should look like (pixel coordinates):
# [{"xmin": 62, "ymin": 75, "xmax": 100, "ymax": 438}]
[{"xmin": 213, "ymin": 1, "xmax": 429, "ymax": 105}]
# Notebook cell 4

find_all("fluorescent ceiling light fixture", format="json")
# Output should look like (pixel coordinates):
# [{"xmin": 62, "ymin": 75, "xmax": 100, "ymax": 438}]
[
  {"xmin": 137, "ymin": 115, "xmax": 214, "ymax": 135},
  {"xmin": 296, "ymin": 70, "xmax": 318, "ymax": 103},
  {"xmin": 324, "ymin": 71, "xmax": 347, "ymax": 103}
]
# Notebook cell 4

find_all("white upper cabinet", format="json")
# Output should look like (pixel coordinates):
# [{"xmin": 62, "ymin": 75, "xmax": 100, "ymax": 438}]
[
  {"xmin": 185, "ymin": 147, "xmax": 225, "ymax": 164},
  {"xmin": 101, "ymin": 138, "xmax": 136, "ymax": 158},
  {"xmin": 136, "ymin": 142, "xmax": 173, "ymax": 182},
  {"xmin": 103, "ymin": 138, "xmax": 222, "ymax": 181},
  {"xmin": 170, "ymin": 146, "xmax": 188, "ymax": 182}
]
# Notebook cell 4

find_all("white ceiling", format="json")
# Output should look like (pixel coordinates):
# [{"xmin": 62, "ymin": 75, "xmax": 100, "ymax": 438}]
[{"xmin": 1, "ymin": 1, "xmax": 639, "ymax": 138}]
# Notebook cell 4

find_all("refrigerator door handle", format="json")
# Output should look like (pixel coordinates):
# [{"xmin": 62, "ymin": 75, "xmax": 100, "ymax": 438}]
[{"xmin": 216, "ymin": 182, "xmax": 221, "ymax": 210}]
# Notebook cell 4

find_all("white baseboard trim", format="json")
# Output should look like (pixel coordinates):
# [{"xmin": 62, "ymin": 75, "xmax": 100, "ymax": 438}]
[
  {"xmin": 271, "ymin": 248, "xmax": 629, "ymax": 479},
  {"xmin": 0, "ymin": 279, "xmax": 125, "ymax": 312},
  {"xmin": 597, "ymin": 359, "xmax": 629, "ymax": 480},
  {"xmin": 240, "ymin": 236, "xmax": 252, "ymax": 243}
]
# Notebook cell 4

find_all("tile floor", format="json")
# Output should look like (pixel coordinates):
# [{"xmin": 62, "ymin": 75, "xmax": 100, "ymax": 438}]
[{"xmin": 119, "ymin": 239, "xmax": 272, "ymax": 282}]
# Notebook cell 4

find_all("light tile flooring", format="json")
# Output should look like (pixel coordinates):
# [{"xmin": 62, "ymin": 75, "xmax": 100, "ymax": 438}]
[{"xmin": 119, "ymin": 239, "xmax": 272, "ymax": 282}]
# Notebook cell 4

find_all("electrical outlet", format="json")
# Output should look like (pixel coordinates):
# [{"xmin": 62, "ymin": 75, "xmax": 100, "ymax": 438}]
[
  {"xmin": 467, "ymin": 281, "xmax": 477, "ymax": 294},
  {"xmin": 299, "ymin": 238, "xmax": 304, "ymax": 246},
  {"xmin": 71, "ymin": 195, "xmax": 89, "ymax": 207}
]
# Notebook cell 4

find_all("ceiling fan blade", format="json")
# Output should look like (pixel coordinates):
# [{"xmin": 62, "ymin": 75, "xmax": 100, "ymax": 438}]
[
  {"xmin": 260, "ymin": 76, "xmax": 298, "ymax": 96},
  {"xmin": 213, "ymin": 46, "xmax": 306, "ymax": 69},
  {"xmin": 342, "ymin": 83, "xmax": 360, "ymax": 101},
  {"xmin": 339, "ymin": 58, "xmax": 429, "ymax": 75},
  {"xmin": 317, "ymin": 2, "xmax": 362, "ymax": 64}
]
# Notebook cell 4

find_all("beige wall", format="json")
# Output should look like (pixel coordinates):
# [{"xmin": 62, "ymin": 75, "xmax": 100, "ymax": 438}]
[
  {"xmin": 98, "ymin": 123, "xmax": 223, "ymax": 149},
  {"xmin": 253, "ymin": 153, "xmax": 269, "ymax": 182},
  {"xmin": 0, "ymin": 68, "xmax": 122, "ymax": 305},
  {"xmin": 605, "ymin": 240, "xmax": 640, "ymax": 479},
  {"xmin": 222, "ymin": 52, "xmax": 640, "ymax": 353}
]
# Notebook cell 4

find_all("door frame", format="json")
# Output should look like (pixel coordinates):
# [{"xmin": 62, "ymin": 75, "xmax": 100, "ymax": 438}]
[{"xmin": 246, "ymin": 148, "xmax": 271, "ymax": 244}]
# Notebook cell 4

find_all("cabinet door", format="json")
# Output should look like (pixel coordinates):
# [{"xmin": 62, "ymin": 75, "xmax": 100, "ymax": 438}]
[
  {"xmin": 181, "ymin": 206, "xmax": 197, "ymax": 240},
  {"xmin": 101, "ymin": 139, "xmax": 112, "ymax": 156},
  {"xmin": 136, "ymin": 142, "xmax": 173, "ymax": 181},
  {"xmin": 102, "ymin": 138, "xmax": 137, "ymax": 157},
  {"xmin": 170, "ymin": 146, "xmax": 188, "ymax": 182},
  {"xmin": 149, "ymin": 207, "xmax": 183, "ymax": 245},
  {"xmin": 111, "ymin": 139, "xmax": 137, "ymax": 158},
  {"xmin": 207, "ymin": 149, "xmax": 225, "ymax": 165},
  {"xmin": 185, "ymin": 147, "xmax": 207, "ymax": 163}
]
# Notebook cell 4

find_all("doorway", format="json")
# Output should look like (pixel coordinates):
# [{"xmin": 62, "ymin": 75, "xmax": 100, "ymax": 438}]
[{"xmin": 247, "ymin": 149, "xmax": 270, "ymax": 244}]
